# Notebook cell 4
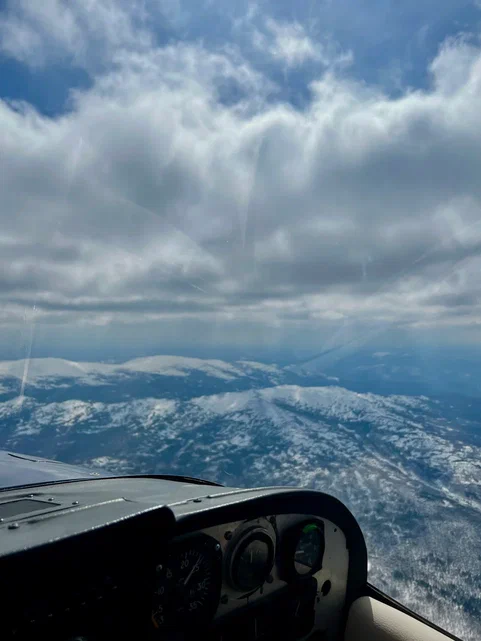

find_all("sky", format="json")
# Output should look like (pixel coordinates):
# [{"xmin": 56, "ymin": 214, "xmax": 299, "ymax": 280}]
[{"xmin": 2, "ymin": 0, "xmax": 481, "ymax": 361}]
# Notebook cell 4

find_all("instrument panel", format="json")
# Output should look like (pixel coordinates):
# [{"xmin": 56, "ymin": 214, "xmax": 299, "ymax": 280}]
[
  {"xmin": 149, "ymin": 513, "xmax": 349, "ymax": 640},
  {"xmin": 0, "ymin": 478, "xmax": 367, "ymax": 641}
]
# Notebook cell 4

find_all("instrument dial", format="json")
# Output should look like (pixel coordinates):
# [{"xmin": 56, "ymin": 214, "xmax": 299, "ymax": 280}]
[
  {"xmin": 227, "ymin": 528, "xmax": 275, "ymax": 592},
  {"xmin": 281, "ymin": 520, "xmax": 325, "ymax": 581},
  {"xmin": 294, "ymin": 523, "xmax": 324, "ymax": 576},
  {"xmin": 151, "ymin": 534, "xmax": 222, "ymax": 631}
]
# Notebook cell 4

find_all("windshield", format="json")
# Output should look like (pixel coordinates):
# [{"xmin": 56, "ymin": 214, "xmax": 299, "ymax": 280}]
[{"xmin": 1, "ymin": 1, "xmax": 480, "ymax": 638}]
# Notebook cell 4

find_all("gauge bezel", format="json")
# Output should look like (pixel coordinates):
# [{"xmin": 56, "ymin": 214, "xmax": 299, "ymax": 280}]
[
  {"xmin": 280, "ymin": 519, "xmax": 325, "ymax": 582},
  {"xmin": 151, "ymin": 532, "xmax": 223, "ymax": 631},
  {"xmin": 226, "ymin": 526, "xmax": 275, "ymax": 592}
]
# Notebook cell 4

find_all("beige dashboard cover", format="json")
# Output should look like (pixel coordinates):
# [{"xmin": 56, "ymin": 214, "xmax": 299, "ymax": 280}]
[{"xmin": 345, "ymin": 597, "xmax": 452, "ymax": 641}]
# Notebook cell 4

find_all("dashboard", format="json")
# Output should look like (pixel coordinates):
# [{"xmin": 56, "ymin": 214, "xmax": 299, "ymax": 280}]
[
  {"xmin": 151, "ymin": 513, "xmax": 347, "ymax": 640},
  {"xmin": 0, "ymin": 477, "xmax": 367, "ymax": 641}
]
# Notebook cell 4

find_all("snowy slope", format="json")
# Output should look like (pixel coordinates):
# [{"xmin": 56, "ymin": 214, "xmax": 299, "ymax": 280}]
[
  {"xmin": 122, "ymin": 356, "xmax": 285, "ymax": 381},
  {"xmin": 0, "ymin": 356, "xmax": 286, "ymax": 387},
  {"xmin": 0, "ymin": 358, "xmax": 114, "ymax": 383}
]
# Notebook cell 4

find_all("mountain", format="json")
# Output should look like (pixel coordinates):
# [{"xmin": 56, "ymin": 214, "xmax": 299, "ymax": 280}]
[
  {"xmin": 0, "ymin": 355, "xmax": 291, "ymax": 382},
  {"xmin": 0, "ymin": 356, "xmax": 304, "ymax": 403},
  {"xmin": 0, "ymin": 356, "xmax": 480, "ymax": 640},
  {"xmin": 289, "ymin": 346, "xmax": 481, "ymax": 398}
]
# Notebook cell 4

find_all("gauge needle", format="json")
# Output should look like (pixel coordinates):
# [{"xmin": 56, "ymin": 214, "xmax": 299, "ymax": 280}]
[{"xmin": 184, "ymin": 556, "xmax": 202, "ymax": 586}]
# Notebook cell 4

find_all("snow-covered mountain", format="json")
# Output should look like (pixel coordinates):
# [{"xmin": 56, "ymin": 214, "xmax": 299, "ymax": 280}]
[
  {"xmin": 0, "ymin": 355, "xmax": 289, "ymax": 387},
  {"xmin": 0, "ymin": 356, "xmax": 480, "ymax": 639}
]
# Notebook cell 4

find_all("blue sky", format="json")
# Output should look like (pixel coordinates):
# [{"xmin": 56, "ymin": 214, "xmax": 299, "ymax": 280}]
[
  {"xmin": 2, "ymin": 0, "xmax": 480, "ymax": 114},
  {"xmin": 2, "ymin": 0, "xmax": 481, "ymax": 360}
]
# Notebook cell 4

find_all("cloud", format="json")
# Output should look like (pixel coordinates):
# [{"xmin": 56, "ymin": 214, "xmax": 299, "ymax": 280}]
[
  {"xmin": 0, "ymin": 0, "xmax": 153, "ymax": 68},
  {"xmin": 252, "ymin": 18, "xmax": 353, "ymax": 69},
  {"xmin": 2, "ymin": 2, "xmax": 481, "ymax": 351}
]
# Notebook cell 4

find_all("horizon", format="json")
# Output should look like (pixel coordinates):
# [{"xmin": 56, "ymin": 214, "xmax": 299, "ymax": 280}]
[{"xmin": 2, "ymin": 341, "xmax": 481, "ymax": 366}]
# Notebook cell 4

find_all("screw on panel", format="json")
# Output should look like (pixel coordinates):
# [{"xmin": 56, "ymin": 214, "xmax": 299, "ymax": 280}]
[
  {"xmin": 266, "ymin": 575, "xmax": 274, "ymax": 584},
  {"xmin": 224, "ymin": 531, "xmax": 232, "ymax": 540},
  {"xmin": 8, "ymin": 522, "xmax": 19, "ymax": 530},
  {"xmin": 215, "ymin": 543, "xmax": 221, "ymax": 552},
  {"xmin": 48, "ymin": 497, "xmax": 54, "ymax": 502},
  {"xmin": 156, "ymin": 565, "xmax": 163, "ymax": 573},
  {"xmin": 72, "ymin": 501, "xmax": 79, "ymax": 505},
  {"xmin": 193, "ymin": 498, "xmax": 202, "ymax": 503}
]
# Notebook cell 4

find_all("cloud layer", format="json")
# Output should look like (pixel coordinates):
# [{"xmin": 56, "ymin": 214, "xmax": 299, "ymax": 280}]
[{"xmin": 2, "ymin": 2, "xmax": 481, "ymax": 352}]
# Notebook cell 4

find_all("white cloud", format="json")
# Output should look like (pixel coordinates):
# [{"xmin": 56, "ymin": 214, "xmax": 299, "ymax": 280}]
[
  {"xmin": 252, "ymin": 17, "xmax": 353, "ymax": 69},
  {"xmin": 429, "ymin": 33, "xmax": 481, "ymax": 95},
  {"xmin": 1, "ymin": 3, "xmax": 481, "ymax": 349},
  {"xmin": 0, "ymin": 0, "xmax": 152, "ymax": 68}
]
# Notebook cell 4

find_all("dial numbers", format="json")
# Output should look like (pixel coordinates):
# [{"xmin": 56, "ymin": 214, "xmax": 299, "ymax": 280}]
[{"xmin": 151, "ymin": 535, "xmax": 222, "ymax": 631}]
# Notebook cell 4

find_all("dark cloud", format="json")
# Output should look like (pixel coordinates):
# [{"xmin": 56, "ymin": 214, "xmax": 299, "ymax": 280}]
[
  {"xmin": 424, "ymin": 292, "xmax": 481, "ymax": 308},
  {"xmin": 1, "ymin": 297, "xmax": 215, "ymax": 315}
]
